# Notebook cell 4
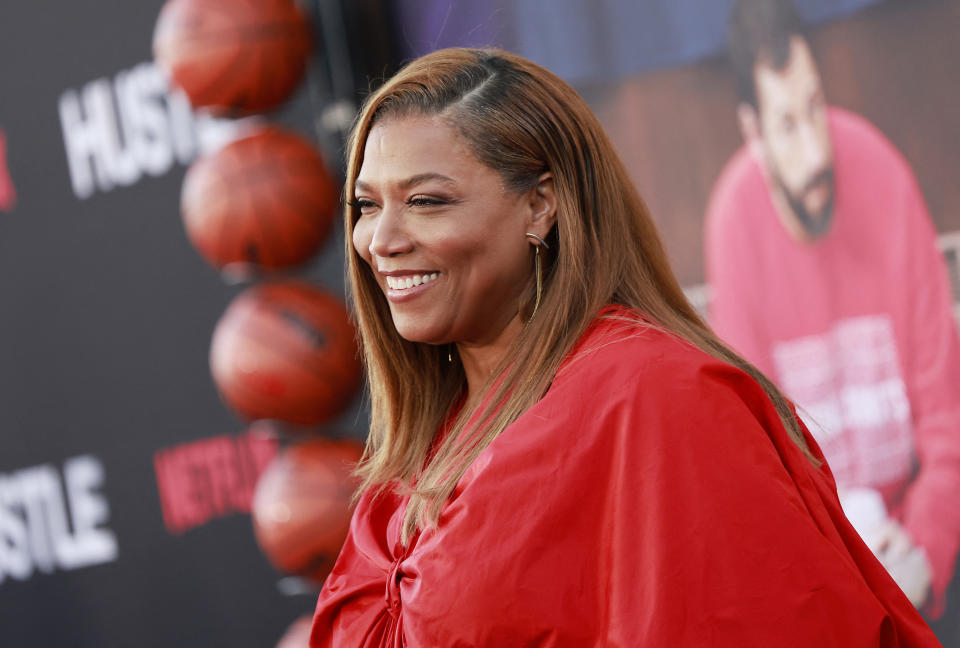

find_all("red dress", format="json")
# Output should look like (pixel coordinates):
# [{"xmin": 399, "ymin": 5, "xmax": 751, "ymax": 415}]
[{"xmin": 310, "ymin": 310, "xmax": 941, "ymax": 647}]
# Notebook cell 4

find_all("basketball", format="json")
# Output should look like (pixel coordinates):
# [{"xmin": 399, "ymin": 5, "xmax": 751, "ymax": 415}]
[
  {"xmin": 209, "ymin": 281, "xmax": 362, "ymax": 425},
  {"xmin": 152, "ymin": 0, "xmax": 311, "ymax": 113},
  {"xmin": 252, "ymin": 438, "xmax": 363, "ymax": 583},
  {"xmin": 181, "ymin": 127, "xmax": 338, "ymax": 275}
]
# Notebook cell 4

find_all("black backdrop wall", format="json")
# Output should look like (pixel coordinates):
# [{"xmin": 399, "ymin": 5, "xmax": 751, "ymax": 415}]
[{"xmin": 0, "ymin": 1, "xmax": 394, "ymax": 646}]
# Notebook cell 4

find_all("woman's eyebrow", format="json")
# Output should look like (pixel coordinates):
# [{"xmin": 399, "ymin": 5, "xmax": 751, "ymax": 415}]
[
  {"xmin": 399, "ymin": 172, "xmax": 457, "ymax": 189},
  {"xmin": 355, "ymin": 173, "xmax": 457, "ymax": 194}
]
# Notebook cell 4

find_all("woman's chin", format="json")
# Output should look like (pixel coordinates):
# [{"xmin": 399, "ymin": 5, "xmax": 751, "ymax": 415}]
[{"xmin": 390, "ymin": 317, "xmax": 449, "ymax": 346}]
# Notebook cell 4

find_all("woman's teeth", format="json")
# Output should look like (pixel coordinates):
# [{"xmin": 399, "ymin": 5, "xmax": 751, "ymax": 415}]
[{"xmin": 386, "ymin": 272, "xmax": 440, "ymax": 290}]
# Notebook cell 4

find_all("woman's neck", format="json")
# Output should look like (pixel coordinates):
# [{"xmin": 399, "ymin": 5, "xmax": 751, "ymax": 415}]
[{"xmin": 455, "ymin": 313, "xmax": 524, "ymax": 409}]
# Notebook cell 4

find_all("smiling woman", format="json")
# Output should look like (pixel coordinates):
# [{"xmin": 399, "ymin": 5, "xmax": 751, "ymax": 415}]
[
  {"xmin": 308, "ymin": 48, "xmax": 940, "ymax": 647},
  {"xmin": 350, "ymin": 114, "xmax": 551, "ymax": 352}
]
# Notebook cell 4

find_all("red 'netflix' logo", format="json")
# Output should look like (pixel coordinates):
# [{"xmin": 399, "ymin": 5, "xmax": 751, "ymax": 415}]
[
  {"xmin": 0, "ymin": 128, "xmax": 16, "ymax": 212},
  {"xmin": 153, "ymin": 430, "xmax": 278, "ymax": 535}
]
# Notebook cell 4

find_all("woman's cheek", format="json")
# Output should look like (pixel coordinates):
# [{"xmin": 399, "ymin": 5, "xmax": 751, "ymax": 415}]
[{"xmin": 352, "ymin": 219, "xmax": 373, "ymax": 263}]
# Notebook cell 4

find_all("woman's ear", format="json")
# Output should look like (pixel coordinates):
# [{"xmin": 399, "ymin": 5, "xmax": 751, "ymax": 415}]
[{"xmin": 526, "ymin": 171, "xmax": 557, "ymax": 239}]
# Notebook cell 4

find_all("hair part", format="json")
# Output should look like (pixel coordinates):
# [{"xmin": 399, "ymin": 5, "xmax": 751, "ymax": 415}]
[
  {"xmin": 727, "ymin": 0, "xmax": 808, "ymax": 108},
  {"xmin": 345, "ymin": 47, "xmax": 818, "ymax": 543}
]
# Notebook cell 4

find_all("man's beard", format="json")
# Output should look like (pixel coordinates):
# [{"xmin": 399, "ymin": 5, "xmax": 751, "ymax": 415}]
[{"xmin": 772, "ymin": 167, "xmax": 836, "ymax": 239}]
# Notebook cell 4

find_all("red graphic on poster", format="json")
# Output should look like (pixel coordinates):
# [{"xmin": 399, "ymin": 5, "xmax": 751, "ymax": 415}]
[
  {"xmin": 153, "ymin": 429, "xmax": 278, "ymax": 535},
  {"xmin": 0, "ymin": 128, "xmax": 15, "ymax": 212}
]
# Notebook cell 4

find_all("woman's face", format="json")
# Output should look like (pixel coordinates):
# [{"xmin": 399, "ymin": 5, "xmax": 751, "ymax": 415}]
[{"xmin": 352, "ymin": 114, "xmax": 542, "ymax": 346}]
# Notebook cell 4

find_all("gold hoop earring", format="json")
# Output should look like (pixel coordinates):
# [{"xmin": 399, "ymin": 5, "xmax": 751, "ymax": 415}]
[
  {"xmin": 525, "ymin": 233, "xmax": 549, "ymax": 319},
  {"xmin": 533, "ymin": 245, "xmax": 544, "ymax": 318},
  {"xmin": 525, "ymin": 233, "xmax": 550, "ymax": 249}
]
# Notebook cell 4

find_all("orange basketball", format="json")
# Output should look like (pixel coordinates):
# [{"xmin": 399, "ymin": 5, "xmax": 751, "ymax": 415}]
[
  {"xmin": 210, "ymin": 281, "xmax": 362, "ymax": 425},
  {"xmin": 252, "ymin": 438, "xmax": 363, "ymax": 583},
  {"xmin": 181, "ymin": 127, "xmax": 338, "ymax": 275},
  {"xmin": 152, "ymin": 0, "xmax": 311, "ymax": 113}
]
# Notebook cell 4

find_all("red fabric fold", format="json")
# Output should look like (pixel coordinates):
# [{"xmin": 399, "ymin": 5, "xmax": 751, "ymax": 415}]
[{"xmin": 311, "ymin": 310, "xmax": 940, "ymax": 647}]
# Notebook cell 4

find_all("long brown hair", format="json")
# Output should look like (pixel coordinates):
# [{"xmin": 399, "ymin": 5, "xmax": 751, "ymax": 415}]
[{"xmin": 344, "ymin": 48, "xmax": 815, "ymax": 542}]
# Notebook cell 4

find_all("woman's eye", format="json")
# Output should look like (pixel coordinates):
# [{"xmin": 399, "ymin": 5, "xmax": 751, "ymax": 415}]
[
  {"xmin": 348, "ymin": 199, "xmax": 378, "ymax": 213},
  {"xmin": 407, "ymin": 196, "xmax": 447, "ymax": 208}
]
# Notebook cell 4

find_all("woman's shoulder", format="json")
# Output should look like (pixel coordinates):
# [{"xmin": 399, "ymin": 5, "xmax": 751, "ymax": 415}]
[
  {"xmin": 559, "ymin": 307, "xmax": 719, "ymax": 379},
  {"xmin": 553, "ymin": 306, "xmax": 772, "ymax": 415},
  {"xmin": 543, "ymin": 307, "xmax": 802, "ymax": 463}
]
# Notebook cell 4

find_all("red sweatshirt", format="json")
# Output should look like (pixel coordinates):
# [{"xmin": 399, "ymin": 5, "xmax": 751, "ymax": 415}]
[
  {"xmin": 706, "ymin": 107, "xmax": 960, "ymax": 616},
  {"xmin": 311, "ymin": 309, "xmax": 939, "ymax": 646}
]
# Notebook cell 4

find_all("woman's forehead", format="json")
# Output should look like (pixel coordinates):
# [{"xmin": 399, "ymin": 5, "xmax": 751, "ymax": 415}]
[{"xmin": 356, "ymin": 116, "xmax": 488, "ymax": 191}]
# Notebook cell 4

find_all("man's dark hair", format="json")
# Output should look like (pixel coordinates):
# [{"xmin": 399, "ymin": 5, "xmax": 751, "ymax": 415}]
[{"xmin": 727, "ymin": 0, "xmax": 808, "ymax": 107}]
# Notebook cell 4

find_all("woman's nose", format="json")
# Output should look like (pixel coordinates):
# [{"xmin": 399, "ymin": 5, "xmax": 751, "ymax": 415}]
[{"xmin": 369, "ymin": 205, "xmax": 414, "ymax": 259}]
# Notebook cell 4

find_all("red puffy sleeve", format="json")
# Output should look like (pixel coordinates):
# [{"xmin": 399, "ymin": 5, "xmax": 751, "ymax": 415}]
[{"xmin": 311, "ymin": 318, "xmax": 940, "ymax": 647}]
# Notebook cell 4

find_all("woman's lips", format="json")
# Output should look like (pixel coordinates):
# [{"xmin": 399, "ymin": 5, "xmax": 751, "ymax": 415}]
[{"xmin": 382, "ymin": 272, "xmax": 440, "ymax": 303}]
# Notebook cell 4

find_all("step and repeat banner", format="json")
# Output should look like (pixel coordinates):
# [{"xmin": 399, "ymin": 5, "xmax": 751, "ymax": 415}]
[{"xmin": 0, "ymin": 1, "xmax": 395, "ymax": 646}]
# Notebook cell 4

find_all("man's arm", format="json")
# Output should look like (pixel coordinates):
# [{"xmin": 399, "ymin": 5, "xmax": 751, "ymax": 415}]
[
  {"xmin": 704, "ymin": 174, "xmax": 773, "ymax": 376},
  {"xmin": 897, "ymin": 167, "xmax": 960, "ymax": 618}
]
